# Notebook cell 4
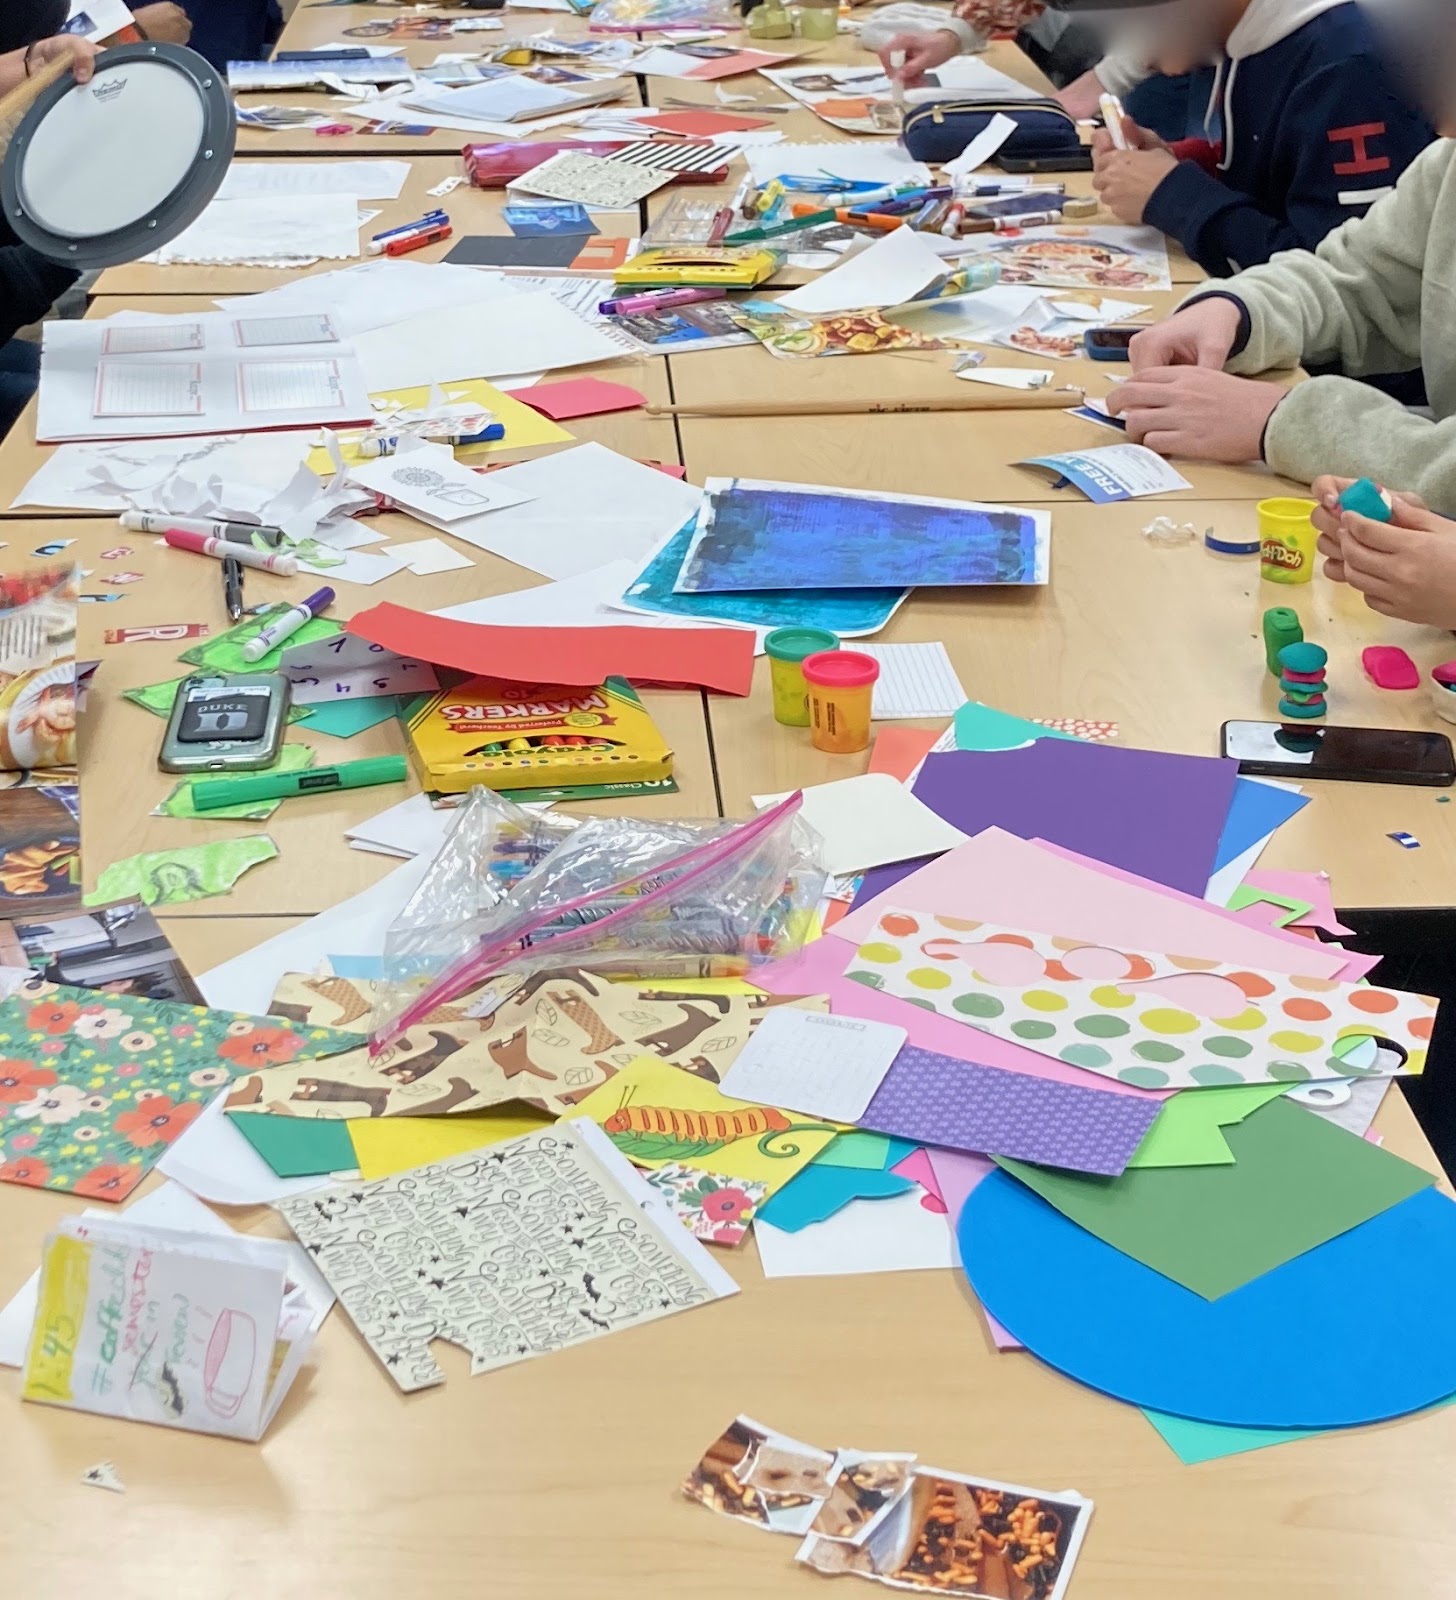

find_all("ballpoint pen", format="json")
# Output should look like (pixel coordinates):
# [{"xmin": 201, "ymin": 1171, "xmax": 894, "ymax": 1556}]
[{"xmin": 222, "ymin": 557, "xmax": 244, "ymax": 623}]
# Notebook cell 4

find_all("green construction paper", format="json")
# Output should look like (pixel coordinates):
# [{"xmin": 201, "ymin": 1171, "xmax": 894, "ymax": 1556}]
[
  {"xmin": 996, "ymin": 1096, "xmax": 1436, "ymax": 1301},
  {"xmin": 180, "ymin": 612, "xmax": 341, "ymax": 674},
  {"xmin": 1126, "ymin": 1084, "xmax": 1288, "ymax": 1169},
  {"xmin": 1144, "ymin": 1393, "xmax": 1456, "ymax": 1465},
  {"xmin": 303, "ymin": 697, "xmax": 401, "ymax": 739},
  {"xmin": 124, "ymin": 675, "xmax": 312, "ymax": 725},
  {"xmin": 1225, "ymin": 886, "xmax": 1314, "ymax": 928},
  {"xmin": 953, "ymin": 701, "xmax": 1083, "ymax": 753},
  {"xmin": 156, "ymin": 744, "xmax": 315, "ymax": 821},
  {"xmin": 815, "ymin": 1132, "xmax": 905, "ymax": 1170},
  {"xmin": 85, "ymin": 835, "xmax": 278, "ymax": 907},
  {"xmin": 229, "ymin": 1112, "xmax": 357, "ymax": 1178}
]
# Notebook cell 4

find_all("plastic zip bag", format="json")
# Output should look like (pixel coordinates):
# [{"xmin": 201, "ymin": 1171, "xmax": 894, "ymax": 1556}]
[{"xmin": 373, "ymin": 794, "xmax": 824, "ymax": 1047}]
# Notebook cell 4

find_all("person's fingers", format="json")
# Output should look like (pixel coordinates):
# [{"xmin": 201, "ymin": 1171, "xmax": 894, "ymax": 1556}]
[
  {"xmin": 1315, "ymin": 529, "xmax": 1342, "ymax": 558},
  {"xmin": 1362, "ymin": 592, "xmax": 1406, "ymax": 619},
  {"xmin": 1388, "ymin": 497, "xmax": 1445, "ymax": 533},
  {"xmin": 1311, "ymin": 475, "xmax": 1354, "ymax": 511},
  {"xmin": 1116, "ymin": 409, "xmax": 1153, "ymax": 442},
  {"xmin": 1105, "ymin": 377, "xmax": 1179, "ymax": 413},
  {"xmin": 1322, "ymin": 556, "xmax": 1348, "ymax": 583},
  {"xmin": 1393, "ymin": 488, "xmax": 1429, "ymax": 512},
  {"xmin": 1341, "ymin": 510, "xmax": 1413, "ymax": 554},
  {"xmin": 1311, "ymin": 507, "xmax": 1342, "ymax": 542},
  {"xmin": 1340, "ymin": 548, "xmax": 1399, "ymax": 601},
  {"xmin": 1140, "ymin": 430, "xmax": 1186, "ymax": 457}
]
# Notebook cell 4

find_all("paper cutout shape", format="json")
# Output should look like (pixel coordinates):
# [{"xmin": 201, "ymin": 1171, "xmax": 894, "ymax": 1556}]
[
  {"xmin": 962, "ymin": 1173, "xmax": 1456, "ymax": 1428},
  {"xmin": 683, "ymin": 1415, "xmax": 836, "ymax": 1534},
  {"xmin": 81, "ymin": 1462, "xmax": 125, "ymax": 1493},
  {"xmin": 0, "ymin": 568, "xmax": 78, "ymax": 771},
  {"xmin": 278, "ymin": 1120, "xmax": 737, "ymax": 1392},
  {"xmin": 0, "ymin": 977, "xmax": 359, "ymax": 1200},
  {"xmin": 229, "ymin": 1113, "xmax": 356, "ymax": 1179},
  {"xmin": 756, "ymin": 1165, "xmax": 914, "ymax": 1233},
  {"xmin": 277, "ymin": 631, "xmax": 439, "ymax": 704},
  {"xmin": 642, "ymin": 1162, "xmax": 766, "ymax": 1246},
  {"xmin": 85, "ymin": 837, "xmax": 279, "ymax": 908},
  {"xmin": 754, "ymin": 775, "xmax": 967, "ymax": 879},
  {"xmin": 0, "ymin": 895, "xmax": 203, "ymax": 1005},
  {"xmin": 345, "ymin": 603, "xmax": 756, "ymax": 696},
  {"xmin": 850, "ymin": 910, "xmax": 1437, "ymax": 1090},
  {"xmin": 570, "ymin": 1054, "xmax": 842, "ymax": 1195},
  {"xmin": 808, "ymin": 1452, "xmax": 917, "ymax": 1547},
  {"xmin": 1126, "ymin": 1083, "xmax": 1286, "ymax": 1168}
]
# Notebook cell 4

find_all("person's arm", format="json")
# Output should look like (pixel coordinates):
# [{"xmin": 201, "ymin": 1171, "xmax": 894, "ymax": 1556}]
[
  {"xmin": 1143, "ymin": 59, "xmax": 1433, "ymax": 277},
  {"xmin": 0, "ymin": 32, "xmax": 97, "ymax": 94},
  {"xmin": 0, "ymin": 244, "xmax": 78, "ymax": 347}
]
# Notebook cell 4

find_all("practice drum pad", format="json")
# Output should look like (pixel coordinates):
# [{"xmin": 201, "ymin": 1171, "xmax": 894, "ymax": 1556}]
[{"xmin": 1, "ymin": 43, "xmax": 235, "ymax": 269}]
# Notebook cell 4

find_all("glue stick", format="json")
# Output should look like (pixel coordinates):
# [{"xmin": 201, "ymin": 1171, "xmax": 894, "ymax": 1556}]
[
  {"xmin": 803, "ymin": 650, "xmax": 878, "ymax": 755},
  {"xmin": 765, "ymin": 627, "xmax": 839, "ymax": 727}
]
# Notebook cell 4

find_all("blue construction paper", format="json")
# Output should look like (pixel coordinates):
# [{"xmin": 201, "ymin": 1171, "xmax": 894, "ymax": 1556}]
[
  {"xmin": 326, "ymin": 954, "xmax": 386, "ymax": 980},
  {"xmin": 675, "ymin": 483, "xmax": 1048, "ymax": 592},
  {"xmin": 303, "ymin": 697, "xmax": 401, "ymax": 739},
  {"xmin": 625, "ymin": 518, "xmax": 906, "ymax": 636},
  {"xmin": 757, "ymin": 1166, "xmax": 915, "ymax": 1232},
  {"xmin": 1213, "ymin": 779, "xmax": 1311, "ymax": 871},
  {"xmin": 960, "ymin": 1173, "xmax": 1456, "ymax": 1429},
  {"xmin": 952, "ymin": 702, "xmax": 1081, "ymax": 753}
]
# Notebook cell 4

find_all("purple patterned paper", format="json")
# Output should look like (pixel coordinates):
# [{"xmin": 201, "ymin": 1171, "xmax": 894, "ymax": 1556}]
[{"xmin": 861, "ymin": 1045, "xmax": 1162, "ymax": 1177}]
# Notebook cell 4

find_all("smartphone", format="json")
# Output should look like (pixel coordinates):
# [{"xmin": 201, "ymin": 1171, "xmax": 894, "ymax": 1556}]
[
  {"xmin": 999, "ymin": 151, "xmax": 1095, "ymax": 173},
  {"xmin": 1084, "ymin": 326, "xmax": 1140, "ymax": 361},
  {"xmin": 159, "ymin": 673, "xmax": 291, "ymax": 774},
  {"xmin": 1221, "ymin": 720, "xmax": 1456, "ymax": 786}
]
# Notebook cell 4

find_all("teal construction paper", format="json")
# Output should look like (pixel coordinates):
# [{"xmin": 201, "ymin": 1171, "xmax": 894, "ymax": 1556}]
[
  {"xmin": 952, "ymin": 701, "xmax": 1081, "ymax": 752},
  {"xmin": 757, "ymin": 1165, "xmax": 915, "ymax": 1232},
  {"xmin": 1144, "ymin": 1394, "xmax": 1456, "ymax": 1466},
  {"xmin": 303, "ymin": 697, "xmax": 401, "ymax": 739}
]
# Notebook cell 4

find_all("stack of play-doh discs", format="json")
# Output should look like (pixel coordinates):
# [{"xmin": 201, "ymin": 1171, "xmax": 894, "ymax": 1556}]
[{"xmin": 1278, "ymin": 641, "xmax": 1328, "ymax": 719}]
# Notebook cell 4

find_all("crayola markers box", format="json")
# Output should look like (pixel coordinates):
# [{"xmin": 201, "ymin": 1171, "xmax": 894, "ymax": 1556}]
[{"xmin": 401, "ymin": 674, "xmax": 674, "ymax": 796}]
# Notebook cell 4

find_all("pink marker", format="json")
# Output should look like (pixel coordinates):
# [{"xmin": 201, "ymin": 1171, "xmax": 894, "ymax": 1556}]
[
  {"xmin": 163, "ymin": 528, "xmax": 299, "ymax": 576},
  {"xmin": 598, "ymin": 287, "xmax": 727, "ymax": 316}
]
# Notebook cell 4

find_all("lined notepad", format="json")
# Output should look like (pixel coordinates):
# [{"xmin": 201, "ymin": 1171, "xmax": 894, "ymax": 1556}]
[{"xmin": 859, "ymin": 643, "xmax": 966, "ymax": 720}]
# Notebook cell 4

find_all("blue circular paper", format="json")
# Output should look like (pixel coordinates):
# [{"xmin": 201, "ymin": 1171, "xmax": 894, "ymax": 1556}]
[{"xmin": 960, "ymin": 1173, "xmax": 1456, "ymax": 1429}]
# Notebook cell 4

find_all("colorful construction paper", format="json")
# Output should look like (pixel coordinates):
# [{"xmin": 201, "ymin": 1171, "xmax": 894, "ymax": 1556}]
[
  {"xmin": 516, "ymin": 378, "xmax": 646, "ymax": 421},
  {"xmin": 997, "ymin": 1097, "xmax": 1435, "ymax": 1299},
  {"xmin": 229, "ymin": 1112, "xmax": 356, "ymax": 1178},
  {"xmin": 1127, "ymin": 1084, "xmax": 1287, "ymax": 1168},
  {"xmin": 867, "ymin": 727, "xmax": 941, "ymax": 783},
  {"xmin": 85, "ymin": 836, "xmax": 279, "ymax": 907},
  {"xmin": 347, "ymin": 1108, "xmax": 552, "ymax": 1180},
  {"xmin": 961, "ymin": 1175, "xmax": 1456, "ymax": 1427},
  {"xmin": 851, "ymin": 743, "xmax": 1240, "ymax": 906},
  {"xmin": 1244, "ymin": 868, "xmax": 1355, "ymax": 937},
  {"xmin": 952, "ymin": 701, "xmax": 1080, "ymax": 752},
  {"xmin": 1213, "ymin": 780, "xmax": 1311, "ymax": 872},
  {"xmin": 814, "ymin": 1132, "xmax": 916, "ymax": 1170},
  {"xmin": 346, "ymin": 603, "xmax": 755, "ymax": 696},
  {"xmin": 303, "ymin": 697, "xmax": 401, "ymax": 739},
  {"xmin": 850, "ymin": 910, "xmax": 1435, "ymax": 1090},
  {"xmin": 756, "ymin": 1164, "xmax": 914, "ymax": 1232},
  {"xmin": 1143, "ymin": 1395, "xmax": 1456, "ymax": 1465},
  {"xmin": 860, "ymin": 1043, "xmax": 1162, "ymax": 1176}
]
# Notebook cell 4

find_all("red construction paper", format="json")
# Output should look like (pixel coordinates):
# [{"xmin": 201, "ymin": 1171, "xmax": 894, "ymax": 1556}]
[
  {"xmin": 868, "ymin": 726, "xmax": 941, "ymax": 783},
  {"xmin": 516, "ymin": 378, "xmax": 647, "ymax": 421},
  {"xmin": 637, "ymin": 109, "xmax": 773, "ymax": 135},
  {"xmin": 347, "ymin": 603, "xmax": 755, "ymax": 696},
  {"xmin": 683, "ymin": 49, "xmax": 797, "ymax": 81}
]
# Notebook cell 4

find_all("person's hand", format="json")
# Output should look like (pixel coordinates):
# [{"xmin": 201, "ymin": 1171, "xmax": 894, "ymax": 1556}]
[
  {"xmin": 876, "ymin": 30, "xmax": 959, "ymax": 87},
  {"xmin": 1090, "ymin": 114, "xmax": 1168, "ymax": 157},
  {"xmin": 1105, "ymin": 368, "xmax": 1284, "ymax": 462},
  {"xmin": 1128, "ymin": 298, "xmax": 1243, "ymax": 372},
  {"xmin": 1056, "ymin": 67, "xmax": 1105, "ymax": 121},
  {"xmin": 25, "ymin": 34, "xmax": 98, "ymax": 83},
  {"xmin": 1092, "ymin": 147, "xmax": 1179, "ymax": 224},
  {"xmin": 1337, "ymin": 498, "xmax": 1456, "ymax": 625},
  {"xmin": 1311, "ymin": 476, "xmax": 1428, "ymax": 586},
  {"xmin": 132, "ymin": 3, "xmax": 193, "ymax": 43}
]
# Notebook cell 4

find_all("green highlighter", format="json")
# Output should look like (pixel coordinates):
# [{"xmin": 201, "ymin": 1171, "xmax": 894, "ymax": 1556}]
[{"xmin": 190, "ymin": 755, "xmax": 408, "ymax": 812}]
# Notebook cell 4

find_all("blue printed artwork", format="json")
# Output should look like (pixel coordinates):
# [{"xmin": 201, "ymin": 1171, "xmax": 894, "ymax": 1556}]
[{"xmin": 673, "ymin": 479, "xmax": 1051, "ymax": 593}]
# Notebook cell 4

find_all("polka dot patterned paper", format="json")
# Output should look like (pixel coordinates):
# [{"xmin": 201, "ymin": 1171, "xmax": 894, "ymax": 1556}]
[{"xmin": 849, "ymin": 910, "xmax": 1437, "ymax": 1091}]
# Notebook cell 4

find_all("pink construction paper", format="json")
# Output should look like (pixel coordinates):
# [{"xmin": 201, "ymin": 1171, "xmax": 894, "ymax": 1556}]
[
  {"xmin": 890, "ymin": 1147, "xmax": 946, "ymax": 1211},
  {"xmin": 1244, "ymin": 868, "xmax": 1356, "ymax": 937},
  {"xmin": 516, "ymin": 378, "xmax": 646, "ymax": 421},
  {"xmin": 753, "ymin": 936, "xmax": 1172, "ymax": 1101},
  {"xmin": 924, "ymin": 1148, "xmax": 1023, "ymax": 1348},
  {"xmin": 831, "ymin": 828, "xmax": 1350, "ymax": 983}
]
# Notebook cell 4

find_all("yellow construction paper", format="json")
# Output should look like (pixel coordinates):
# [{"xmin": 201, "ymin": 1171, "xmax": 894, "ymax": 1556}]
[
  {"xmin": 348, "ymin": 1109, "xmax": 552, "ymax": 1181},
  {"xmin": 570, "ymin": 1055, "xmax": 843, "ymax": 1196},
  {"xmin": 607, "ymin": 977, "xmax": 767, "ymax": 997},
  {"xmin": 306, "ymin": 378, "xmax": 572, "ymax": 473}
]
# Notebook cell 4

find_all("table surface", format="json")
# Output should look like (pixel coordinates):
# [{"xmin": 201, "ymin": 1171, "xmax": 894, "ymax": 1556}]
[{"xmin": 3, "ymin": 19, "xmax": 1455, "ymax": 1600}]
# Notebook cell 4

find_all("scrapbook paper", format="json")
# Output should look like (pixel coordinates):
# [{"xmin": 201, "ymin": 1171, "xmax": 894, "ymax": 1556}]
[
  {"xmin": 814, "ymin": 1131, "xmax": 914, "ymax": 1170},
  {"xmin": 346, "ymin": 603, "xmax": 755, "ymax": 695},
  {"xmin": 997, "ymin": 1096, "xmax": 1436, "ymax": 1300},
  {"xmin": 720, "ymin": 1007, "xmax": 907, "ymax": 1123},
  {"xmin": 755, "ymin": 1187, "xmax": 955, "ymax": 1278},
  {"xmin": 1214, "ymin": 779, "xmax": 1310, "ymax": 872},
  {"xmin": 227, "ymin": 970, "xmax": 824, "ymax": 1119},
  {"xmin": 954, "ymin": 700, "xmax": 1079, "ymax": 752},
  {"xmin": 888, "ymin": 1146, "xmax": 944, "ymax": 1209},
  {"xmin": 850, "ymin": 910, "xmax": 1435, "ymax": 1090},
  {"xmin": 643, "ymin": 1162, "xmax": 766, "ymax": 1246},
  {"xmin": 0, "ymin": 977, "xmax": 359, "ymax": 1201},
  {"xmin": 348, "ymin": 1107, "xmax": 553, "ymax": 1180},
  {"xmin": 753, "ymin": 774, "xmax": 967, "ymax": 878},
  {"xmin": 683, "ymin": 1415, "xmax": 836, "ymax": 1535},
  {"xmin": 305, "ymin": 698, "xmax": 401, "ymax": 739},
  {"xmin": 508, "ymin": 152, "xmax": 672, "ymax": 207},
  {"xmin": 755, "ymin": 1164, "xmax": 914, "ymax": 1232},
  {"xmin": 85, "ymin": 836, "xmax": 279, "ymax": 907},
  {"xmin": 278, "ymin": 1120, "xmax": 737, "ymax": 1392},
  {"xmin": 848, "ymin": 743, "xmax": 1241, "ymax": 908},
  {"xmin": 1244, "ymin": 868, "xmax": 1354, "ymax": 937},
  {"xmin": 570, "ymin": 1054, "xmax": 842, "ymax": 1195},
  {"xmin": 1126, "ymin": 1083, "xmax": 1287, "ymax": 1168},
  {"xmin": 858, "ymin": 1042, "xmax": 1163, "ymax": 1176},
  {"xmin": 867, "ymin": 727, "xmax": 941, "ymax": 783}
]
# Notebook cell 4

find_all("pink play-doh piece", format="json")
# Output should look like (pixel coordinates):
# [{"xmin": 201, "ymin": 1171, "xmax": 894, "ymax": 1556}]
[
  {"xmin": 1363, "ymin": 646, "xmax": 1420, "ymax": 690},
  {"xmin": 1433, "ymin": 660, "xmax": 1456, "ymax": 689}
]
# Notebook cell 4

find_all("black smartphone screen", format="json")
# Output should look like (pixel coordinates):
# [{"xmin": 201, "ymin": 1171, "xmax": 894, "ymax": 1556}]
[{"xmin": 1221, "ymin": 721, "xmax": 1456, "ymax": 786}]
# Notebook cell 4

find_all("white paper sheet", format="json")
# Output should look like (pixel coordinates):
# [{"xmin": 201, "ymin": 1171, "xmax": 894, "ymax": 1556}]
[
  {"xmin": 744, "ymin": 143, "xmax": 930, "ymax": 187},
  {"xmin": 298, "ymin": 546, "xmax": 406, "ymax": 586},
  {"xmin": 508, "ymin": 151, "xmax": 672, "ymax": 208},
  {"xmin": 777, "ymin": 225, "xmax": 950, "ymax": 316},
  {"xmin": 944, "ymin": 112, "xmax": 1019, "ymax": 177},
  {"xmin": 857, "ymin": 643, "xmax": 966, "ymax": 719},
  {"xmin": 379, "ymin": 537, "xmax": 475, "ymax": 573},
  {"xmin": 218, "ymin": 160, "xmax": 411, "ymax": 200},
  {"xmin": 720, "ymin": 1008, "xmax": 906, "ymax": 1123},
  {"xmin": 157, "ymin": 1094, "xmax": 347, "ymax": 1207},
  {"xmin": 403, "ymin": 74, "xmax": 618, "ymax": 123},
  {"xmin": 1019, "ymin": 442, "xmax": 1193, "ymax": 500},
  {"xmin": 353, "ymin": 292, "xmax": 623, "ymax": 389},
  {"xmin": 349, "ymin": 440, "xmax": 535, "ymax": 523},
  {"xmin": 752, "ymin": 773, "xmax": 967, "ymax": 876},
  {"xmin": 420, "ymin": 442, "xmax": 702, "ymax": 579},
  {"xmin": 345, "ymin": 792, "xmax": 455, "ymax": 860},
  {"xmin": 755, "ymin": 1188, "xmax": 956, "ymax": 1278},
  {"xmin": 147, "ymin": 194, "xmax": 364, "ymax": 267}
]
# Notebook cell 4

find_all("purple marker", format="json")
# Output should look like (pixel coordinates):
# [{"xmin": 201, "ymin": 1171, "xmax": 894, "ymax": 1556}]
[{"xmin": 240, "ymin": 587, "xmax": 335, "ymax": 662}]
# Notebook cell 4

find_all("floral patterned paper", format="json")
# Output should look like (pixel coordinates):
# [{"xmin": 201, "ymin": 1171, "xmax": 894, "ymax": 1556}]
[
  {"xmin": 0, "ymin": 977, "xmax": 362, "ymax": 1201},
  {"xmin": 644, "ymin": 1163, "xmax": 767, "ymax": 1247}
]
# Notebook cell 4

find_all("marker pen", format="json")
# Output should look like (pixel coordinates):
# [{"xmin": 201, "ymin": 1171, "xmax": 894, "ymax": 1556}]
[
  {"xmin": 369, "ymin": 208, "xmax": 447, "ymax": 245},
  {"xmin": 384, "ymin": 224, "xmax": 452, "ymax": 257},
  {"xmin": 163, "ymin": 528, "xmax": 300, "ymax": 576},
  {"xmin": 598, "ymin": 287, "xmax": 726, "ymax": 315},
  {"xmin": 241, "ymin": 587, "xmax": 335, "ymax": 662},
  {"xmin": 357, "ymin": 422, "xmax": 505, "ymax": 456},
  {"xmin": 1099, "ymin": 92, "xmax": 1130, "ymax": 150},
  {"xmin": 121, "ymin": 511, "xmax": 285, "ymax": 542}
]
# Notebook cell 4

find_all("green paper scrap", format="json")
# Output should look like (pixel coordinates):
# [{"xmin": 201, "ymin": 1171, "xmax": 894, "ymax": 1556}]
[
  {"xmin": 1126, "ymin": 1084, "xmax": 1288, "ymax": 1169},
  {"xmin": 1144, "ymin": 1393, "xmax": 1456, "ymax": 1466},
  {"xmin": 1225, "ymin": 885, "xmax": 1314, "ymax": 929},
  {"xmin": 180, "ymin": 611, "xmax": 341, "ymax": 674},
  {"xmin": 996, "ymin": 1096, "xmax": 1436, "ymax": 1301},
  {"xmin": 124, "ymin": 675, "xmax": 312, "ymax": 725},
  {"xmin": 229, "ymin": 1112, "xmax": 357, "ymax": 1178},
  {"xmin": 953, "ymin": 702, "xmax": 1083, "ymax": 752},
  {"xmin": 156, "ymin": 744, "xmax": 315, "ymax": 821},
  {"xmin": 85, "ymin": 836, "xmax": 278, "ymax": 907},
  {"xmin": 304, "ymin": 696, "xmax": 400, "ymax": 739},
  {"xmin": 814, "ymin": 1132, "xmax": 915, "ymax": 1170}
]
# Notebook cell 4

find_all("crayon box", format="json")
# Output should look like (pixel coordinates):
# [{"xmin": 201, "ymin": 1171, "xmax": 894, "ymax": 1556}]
[{"xmin": 401, "ymin": 674, "xmax": 674, "ymax": 795}]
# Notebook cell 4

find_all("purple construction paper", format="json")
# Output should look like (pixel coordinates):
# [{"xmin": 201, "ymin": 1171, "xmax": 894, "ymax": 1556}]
[
  {"xmin": 852, "ymin": 742, "xmax": 1240, "ymax": 909},
  {"xmin": 925, "ymin": 1147, "xmax": 1026, "ymax": 1348},
  {"xmin": 860, "ymin": 1044, "xmax": 1162, "ymax": 1177}
]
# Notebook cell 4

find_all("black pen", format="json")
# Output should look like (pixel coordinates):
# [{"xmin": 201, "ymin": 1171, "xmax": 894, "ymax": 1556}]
[{"xmin": 223, "ymin": 556, "xmax": 244, "ymax": 623}]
